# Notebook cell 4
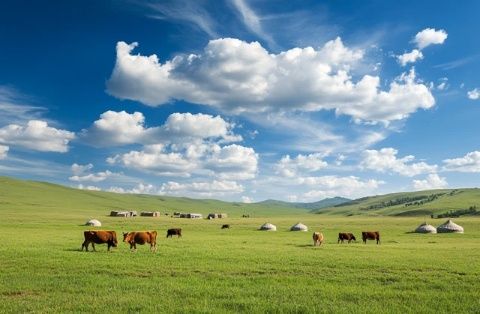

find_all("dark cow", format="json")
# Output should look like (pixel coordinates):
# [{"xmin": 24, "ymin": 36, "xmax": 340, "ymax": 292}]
[
  {"xmin": 123, "ymin": 231, "xmax": 157, "ymax": 252},
  {"xmin": 312, "ymin": 232, "xmax": 324, "ymax": 246},
  {"xmin": 81, "ymin": 230, "xmax": 118, "ymax": 252},
  {"xmin": 221, "ymin": 224, "xmax": 230, "ymax": 229},
  {"xmin": 166, "ymin": 228, "xmax": 182, "ymax": 238},
  {"xmin": 362, "ymin": 231, "xmax": 380, "ymax": 244},
  {"xmin": 338, "ymin": 232, "xmax": 356, "ymax": 244}
]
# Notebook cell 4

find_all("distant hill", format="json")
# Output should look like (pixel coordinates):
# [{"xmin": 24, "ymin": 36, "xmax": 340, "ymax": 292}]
[
  {"xmin": 315, "ymin": 189, "xmax": 480, "ymax": 217},
  {"xmin": 0, "ymin": 176, "xmax": 309, "ymax": 217},
  {"xmin": 257, "ymin": 197, "xmax": 350, "ymax": 211}
]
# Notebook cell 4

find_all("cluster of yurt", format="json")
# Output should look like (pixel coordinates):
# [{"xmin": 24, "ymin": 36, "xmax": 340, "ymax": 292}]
[
  {"xmin": 259, "ymin": 222, "xmax": 309, "ymax": 231},
  {"xmin": 414, "ymin": 219, "xmax": 464, "ymax": 234}
]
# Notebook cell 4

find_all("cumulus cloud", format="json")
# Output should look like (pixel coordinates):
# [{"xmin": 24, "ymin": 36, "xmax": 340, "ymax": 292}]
[
  {"xmin": 107, "ymin": 38, "xmax": 434, "ymax": 123},
  {"xmin": 275, "ymin": 153, "xmax": 327, "ymax": 177},
  {"xmin": 0, "ymin": 145, "xmax": 8, "ymax": 159},
  {"xmin": 293, "ymin": 175, "xmax": 382, "ymax": 201},
  {"xmin": 69, "ymin": 163, "xmax": 115, "ymax": 182},
  {"xmin": 443, "ymin": 151, "xmax": 480, "ymax": 172},
  {"xmin": 160, "ymin": 180, "xmax": 244, "ymax": 197},
  {"xmin": 82, "ymin": 111, "xmax": 241, "ymax": 146},
  {"xmin": 77, "ymin": 184, "xmax": 102, "ymax": 191},
  {"xmin": 414, "ymin": 28, "xmax": 448, "ymax": 49},
  {"xmin": 397, "ymin": 49, "xmax": 423, "ymax": 66},
  {"xmin": 467, "ymin": 88, "xmax": 479, "ymax": 100},
  {"xmin": 241, "ymin": 196, "xmax": 254, "ymax": 203},
  {"xmin": 413, "ymin": 173, "xmax": 448, "ymax": 190},
  {"xmin": 0, "ymin": 120, "xmax": 75, "ymax": 152},
  {"xmin": 205, "ymin": 144, "xmax": 258, "ymax": 180},
  {"xmin": 360, "ymin": 148, "xmax": 437, "ymax": 177}
]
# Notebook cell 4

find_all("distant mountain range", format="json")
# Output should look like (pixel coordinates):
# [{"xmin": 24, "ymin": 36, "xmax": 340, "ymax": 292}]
[{"xmin": 256, "ymin": 197, "xmax": 351, "ymax": 211}]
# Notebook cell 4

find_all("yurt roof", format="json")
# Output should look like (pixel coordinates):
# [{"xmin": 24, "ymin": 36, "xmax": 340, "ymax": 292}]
[
  {"xmin": 414, "ymin": 222, "xmax": 437, "ymax": 233},
  {"xmin": 260, "ymin": 223, "xmax": 277, "ymax": 231},
  {"xmin": 437, "ymin": 219, "xmax": 464, "ymax": 233},
  {"xmin": 85, "ymin": 219, "xmax": 101, "ymax": 227},
  {"xmin": 290, "ymin": 222, "xmax": 308, "ymax": 231}
]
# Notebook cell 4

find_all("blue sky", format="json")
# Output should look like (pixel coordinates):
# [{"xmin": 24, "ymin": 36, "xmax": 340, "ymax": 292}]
[{"xmin": 1, "ymin": 0, "xmax": 480, "ymax": 202}]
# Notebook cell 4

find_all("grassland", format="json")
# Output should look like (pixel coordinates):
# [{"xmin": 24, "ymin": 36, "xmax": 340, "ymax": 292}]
[{"xmin": 1, "ymin": 177, "xmax": 479, "ymax": 313}]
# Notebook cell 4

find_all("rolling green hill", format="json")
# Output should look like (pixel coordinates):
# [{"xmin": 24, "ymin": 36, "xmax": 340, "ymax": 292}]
[
  {"xmin": 316, "ymin": 188, "xmax": 480, "ymax": 216},
  {"xmin": 0, "ymin": 176, "xmax": 308, "ymax": 217},
  {"xmin": 258, "ymin": 197, "xmax": 350, "ymax": 210}
]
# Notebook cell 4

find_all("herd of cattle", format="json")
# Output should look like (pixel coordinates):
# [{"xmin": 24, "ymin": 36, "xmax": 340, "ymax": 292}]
[{"xmin": 81, "ymin": 227, "xmax": 380, "ymax": 252}]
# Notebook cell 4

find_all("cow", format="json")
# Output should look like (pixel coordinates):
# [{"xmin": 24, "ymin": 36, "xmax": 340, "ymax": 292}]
[
  {"xmin": 362, "ymin": 231, "xmax": 380, "ymax": 244},
  {"xmin": 123, "ymin": 231, "xmax": 157, "ymax": 252},
  {"xmin": 312, "ymin": 232, "xmax": 324, "ymax": 246},
  {"xmin": 166, "ymin": 228, "xmax": 182, "ymax": 238},
  {"xmin": 221, "ymin": 224, "xmax": 230, "ymax": 229},
  {"xmin": 338, "ymin": 232, "xmax": 356, "ymax": 244},
  {"xmin": 81, "ymin": 230, "xmax": 118, "ymax": 252}
]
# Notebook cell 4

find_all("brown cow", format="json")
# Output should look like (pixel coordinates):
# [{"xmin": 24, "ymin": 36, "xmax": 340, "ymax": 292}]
[
  {"xmin": 123, "ymin": 231, "xmax": 157, "ymax": 252},
  {"xmin": 166, "ymin": 228, "xmax": 182, "ymax": 238},
  {"xmin": 362, "ymin": 231, "xmax": 380, "ymax": 244},
  {"xmin": 221, "ymin": 224, "xmax": 230, "ymax": 229},
  {"xmin": 312, "ymin": 232, "xmax": 324, "ymax": 246},
  {"xmin": 338, "ymin": 232, "xmax": 356, "ymax": 244},
  {"xmin": 81, "ymin": 230, "xmax": 118, "ymax": 252}
]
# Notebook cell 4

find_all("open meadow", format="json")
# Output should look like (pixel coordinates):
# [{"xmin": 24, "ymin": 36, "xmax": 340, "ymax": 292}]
[{"xmin": 1, "ymin": 197, "xmax": 480, "ymax": 313}]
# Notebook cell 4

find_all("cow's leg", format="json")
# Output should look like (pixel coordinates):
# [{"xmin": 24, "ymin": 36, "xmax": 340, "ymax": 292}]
[
  {"xmin": 81, "ymin": 241, "xmax": 86, "ymax": 251},
  {"xmin": 91, "ymin": 243, "xmax": 96, "ymax": 251}
]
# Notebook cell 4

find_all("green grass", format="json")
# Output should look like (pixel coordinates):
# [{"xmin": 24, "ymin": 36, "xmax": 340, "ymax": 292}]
[{"xmin": 1, "ymin": 177, "xmax": 480, "ymax": 313}]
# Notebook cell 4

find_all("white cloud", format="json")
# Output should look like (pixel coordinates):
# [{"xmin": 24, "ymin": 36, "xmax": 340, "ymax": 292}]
[
  {"xmin": 160, "ymin": 180, "xmax": 244, "ymax": 197},
  {"xmin": 413, "ymin": 173, "xmax": 448, "ymax": 190},
  {"xmin": 0, "ymin": 120, "xmax": 75, "ymax": 152},
  {"xmin": 414, "ymin": 28, "xmax": 448, "ymax": 49},
  {"xmin": 83, "ymin": 111, "xmax": 241, "ymax": 146},
  {"xmin": 241, "ymin": 196, "xmax": 254, "ymax": 203},
  {"xmin": 0, "ymin": 86, "xmax": 47, "ymax": 125},
  {"xmin": 443, "ymin": 151, "xmax": 480, "ymax": 172},
  {"xmin": 107, "ymin": 38, "xmax": 434, "ymax": 123},
  {"xmin": 467, "ymin": 88, "xmax": 479, "ymax": 100},
  {"xmin": 69, "ymin": 163, "xmax": 116, "ymax": 182},
  {"xmin": 77, "ymin": 184, "xmax": 102, "ymax": 191},
  {"xmin": 275, "ymin": 153, "xmax": 327, "ymax": 177},
  {"xmin": 0, "ymin": 145, "xmax": 8, "ymax": 159},
  {"xmin": 294, "ymin": 175, "xmax": 383, "ymax": 201},
  {"xmin": 397, "ymin": 49, "xmax": 423, "ymax": 66},
  {"xmin": 205, "ymin": 144, "xmax": 258, "ymax": 180},
  {"xmin": 360, "ymin": 148, "xmax": 437, "ymax": 177}
]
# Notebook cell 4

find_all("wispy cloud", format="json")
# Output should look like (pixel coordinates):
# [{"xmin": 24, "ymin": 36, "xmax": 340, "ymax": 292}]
[
  {"xmin": 0, "ymin": 86, "xmax": 47, "ymax": 125},
  {"xmin": 229, "ymin": 0, "xmax": 277, "ymax": 49},
  {"xmin": 145, "ymin": 0, "xmax": 218, "ymax": 38},
  {"xmin": 434, "ymin": 54, "xmax": 479, "ymax": 70}
]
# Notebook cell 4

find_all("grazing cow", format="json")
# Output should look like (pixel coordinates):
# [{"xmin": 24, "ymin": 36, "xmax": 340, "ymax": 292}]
[
  {"xmin": 81, "ymin": 230, "xmax": 118, "ymax": 252},
  {"xmin": 338, "ymin": 233, "xmax": 356, "ymax": 244},
  {"xmin": 166, "ymin": 228, "xmax": 182, "ymax": 238},
  {"xmin": 312, "ymin": 232, "xmax": 324, "ymax": 246},
  {"xmin": 123, "ymin": 231, "xmax": 157, "ymax": 252},
  {"xmin": 362, "ymin": 231, "xmax": 380, "ymax": 244},
  {"xmin": 221, "ymin": 224, "xmax": 230, "ymax": 229}
]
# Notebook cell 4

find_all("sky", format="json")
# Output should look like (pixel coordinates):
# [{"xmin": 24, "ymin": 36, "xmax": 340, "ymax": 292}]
[{"xmin": 0, "ymin": 0, "xmax": 480, "ymax": 202}]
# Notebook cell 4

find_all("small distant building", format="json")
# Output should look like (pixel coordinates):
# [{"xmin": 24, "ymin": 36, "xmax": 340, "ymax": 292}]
[
  {"xmin": 140, "ymin": 211, "xmax": 161, "ymax": 217},
  {"xmin": 85, "ymin": 219, "xmax": 101, "ymax": 227},
  {"xmin": 260, "ymin": 222, "xmax": 277, "ymax": 231},
  {"xmin": 110, "ymin": 210, "xmax": 137, "ymax": 217},
  {"xmin": 178, "ymin": 213, "xmax": 203, "ymax": 219},
  {"xmin": 414, "ymin": 222, "xmax": 437, "ymax": 234},
  {"xmin": 437, "ymin": 219, "xmax": 464, "ymax": 233},
  {"xmin": 207, "ymin": 213, "xmax": 228, "ymax": 219}
]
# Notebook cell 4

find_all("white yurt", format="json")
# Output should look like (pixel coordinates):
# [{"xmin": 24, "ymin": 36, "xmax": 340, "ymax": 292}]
[
  {"xmin": 260, "ymin": 223, "xmax": 277, "ymax": 231},
  {"xmin": 290, "ymin": 222, "xmax": 308, "ymax": 231},
  {"xmin": 437, "ymin": 219, "xmax": 464, "ymax": 233},
  {"xmin": 85, "ymin": 219, "xmax": 102, "ymax": 227},
  {"xmin": 414, "ymin": 222, "xmax": 437, "ymax": 234}
]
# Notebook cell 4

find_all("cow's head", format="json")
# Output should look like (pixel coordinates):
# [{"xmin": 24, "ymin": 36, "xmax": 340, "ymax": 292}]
[
  {"xmin": 351, "ymin": 235, "xmax": 357, "ymax": 241},
  {"xmin": 109, "ymin": 231, "xmax": 118, "ymax": 247},
  {"xmin": 123, "ymin": 232, "xmax": 129, "ymax": 242}
]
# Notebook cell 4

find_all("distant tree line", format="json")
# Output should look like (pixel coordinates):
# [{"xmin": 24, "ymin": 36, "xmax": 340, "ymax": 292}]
[
  {"xmin": 435, "ymin": 205, "xmax": 479, "ymax": 218},
  {"xmin": 359, "ymin": 193, "xmax": 446, "ymax": 211}
]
